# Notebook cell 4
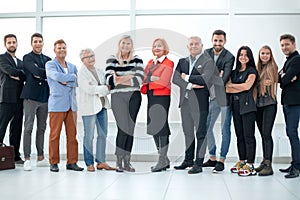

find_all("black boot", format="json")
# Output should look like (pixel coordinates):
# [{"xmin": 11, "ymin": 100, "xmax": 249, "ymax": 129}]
[
  {"xmin": 123, "ymin": 154, "xmax": 135, "ymax": 172},
  {"xmin": 116, "ymin": 155, "xmax": 124, "ymax": 172}
]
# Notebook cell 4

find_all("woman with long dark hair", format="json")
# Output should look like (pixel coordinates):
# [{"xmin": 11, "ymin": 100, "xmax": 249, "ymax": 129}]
[{"xmin": 226, "ymin": 46, "xmax": 258, "ymax": 176}]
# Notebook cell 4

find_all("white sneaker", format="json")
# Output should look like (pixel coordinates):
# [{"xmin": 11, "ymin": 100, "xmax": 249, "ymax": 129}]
[
  {"xmin": 36, "ymin": 158, "xmax": 49, "ymax": 167},
  {"xmin": 24, "ymin": 160, "xmax": 32, "ymax": 171}
]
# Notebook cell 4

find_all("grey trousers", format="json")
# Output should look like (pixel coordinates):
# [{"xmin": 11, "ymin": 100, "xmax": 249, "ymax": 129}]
[{"xmin": 23, "ymin": 99, "xmax": 48, "ymax": 158}]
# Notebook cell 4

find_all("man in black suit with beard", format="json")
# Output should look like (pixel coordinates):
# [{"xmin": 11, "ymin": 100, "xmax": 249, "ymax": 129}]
[{"xmin": 0, "ymin": 34, "xmax": 25, "ymax": 164}]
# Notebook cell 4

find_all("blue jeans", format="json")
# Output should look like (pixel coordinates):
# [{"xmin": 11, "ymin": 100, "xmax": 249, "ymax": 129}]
[
  {"xmin": 82, "ymin": 108, "xmax": 108, "ymax": 166},
  {"xmin": 283, "ymin": 105, "xmax": 300, "ymax": 169},
  {"xmin": 206, "ymin": 99, "xmax": 232, "ymax": 160}
]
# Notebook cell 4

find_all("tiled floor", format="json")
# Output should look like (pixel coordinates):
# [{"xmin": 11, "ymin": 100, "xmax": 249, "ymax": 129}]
[{"xmin": 0, "ymin": 161, "xmax": 299, "ymax": 200}]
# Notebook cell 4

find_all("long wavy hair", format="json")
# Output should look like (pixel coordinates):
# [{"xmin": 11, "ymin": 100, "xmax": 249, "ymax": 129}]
[
  {"xmin": 116, "ymin": 35, "xmax": 135, "ymax": 66},
  {"xmin": 256, "ymin": 45, "xmax": 278, "ymax": 100}
]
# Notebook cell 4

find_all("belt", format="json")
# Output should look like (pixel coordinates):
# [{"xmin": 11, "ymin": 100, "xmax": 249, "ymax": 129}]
[{"xmin": 233, "ymin": 95, "xmax": 239, "ymax": 101}]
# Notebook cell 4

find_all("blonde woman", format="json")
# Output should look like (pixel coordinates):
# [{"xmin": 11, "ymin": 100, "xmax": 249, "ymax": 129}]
[
  {"xmin": 105, "ymin": 35, "xmax": 144, "ymax": 172},
  {"xmin": 255, "ymin": 45, "xmax": 278, "ymax": 176}
]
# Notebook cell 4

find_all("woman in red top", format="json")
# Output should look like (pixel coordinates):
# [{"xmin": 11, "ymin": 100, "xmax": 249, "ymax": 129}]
[{"xmin": 142, "ymin": 38, "xmax": 174, "ymax": 172}]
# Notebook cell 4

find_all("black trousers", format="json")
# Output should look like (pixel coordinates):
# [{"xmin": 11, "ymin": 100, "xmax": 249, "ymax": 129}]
[
  {"xmin": 256, "ymin": 104, "xmax": 277, "ymax": 161},
  {"xmin": 0, "ymin": 102, "xmax": 23, "ymax": 160},
  {"xmin": 232, "ymin": 100, "xmax": 256, "ymax": 163},
  {"xmin": 111, "ymin": 91, "xmax": 141, "ymax": 155}
]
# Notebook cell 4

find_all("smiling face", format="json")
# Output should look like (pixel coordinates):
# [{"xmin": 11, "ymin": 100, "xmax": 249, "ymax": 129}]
[
  {"xmin": 280, "ymin": 38, "xmax": 296, "ymax": 56},
  {"xmin": 152, "ymin": 39, "xmax": 165, "ymax": 58},
  {"xmin": 259, "ymin": 48, "xmax": 271, "ymax": 64},
  {"xmin": 32, "ymin": 36, "xmax": 44, "ymax": 54},
  {"xmin": 187, "ymin": 37, "xmax": 203, "ymax": 57},
  {"xmin": 119, "ymin": 38, "xmax": 133, "ymax": 57},
  {"xmin": 54, "ymin": 42, "xmax": 67, "ymax": 59},
  {"xmin": 212, "ymin": 34, "xmax": 226, "ymax": 54},
  {"xmin": 238, "ymin": 49, "xmax": 249, "ymax": 66},
  {"xmin": 81, "ymin": 51, "xmax": 95, "ymax": 69}
]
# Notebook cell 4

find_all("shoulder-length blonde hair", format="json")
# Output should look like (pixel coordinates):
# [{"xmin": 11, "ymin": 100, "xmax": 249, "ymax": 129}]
[
  {"xmin": 152, "ymin": 38, "xmax": 170, "ymax": 56},
  {"xmin": 116, "ymin": 35, "xmax": 134, "ymax": 66},
  {"xmin": 256, "ymin": 45, "xmax": 278, "ymax": 99}
]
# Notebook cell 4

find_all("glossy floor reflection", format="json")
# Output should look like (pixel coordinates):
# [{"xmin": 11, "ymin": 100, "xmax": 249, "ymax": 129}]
[{"xmin": 0, "ymin": 161, "xmax": 299, "ymax": 200}]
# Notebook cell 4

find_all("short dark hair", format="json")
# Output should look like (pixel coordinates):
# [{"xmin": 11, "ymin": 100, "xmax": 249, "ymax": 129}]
[
  {"xmin": 212, "ymin": 29, "xmax": 226, "ymax": 39},
  {"xmin": 31, "ymin": 33, "xmax": 43, "ymax": 43},
  {"xmin": 4, "ymin": 34, "xmax": 17, "ymax": 44},
  {"xmin": 280, "ymin": 34, "xmax": 296, "ymax": 44}
]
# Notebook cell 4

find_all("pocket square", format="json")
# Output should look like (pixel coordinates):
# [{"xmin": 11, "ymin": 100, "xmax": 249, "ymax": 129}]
[{"xmin": 196, "ymin": 65, "xmax": 202, "ymax": 69}]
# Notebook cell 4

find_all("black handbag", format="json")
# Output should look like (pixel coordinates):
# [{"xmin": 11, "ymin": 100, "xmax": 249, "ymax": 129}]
[{"xmin": 0, "ymin": 143, "xmax": 15, "ymax": 170}]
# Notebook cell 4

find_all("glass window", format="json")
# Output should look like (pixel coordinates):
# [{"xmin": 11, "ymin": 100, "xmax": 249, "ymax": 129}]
[
  {"xmin": 0, "ymin": 18, "xmax": 36, "ymax": 58},
  {"xmin": 43, "ymin": 0, "xmax": 130, "ymax": 11},
  {"xmin": 42, "ymin": 16, "xmax": 130, "ymax": 69},
  {"xmin": 136, "ymin": 0, "xmax": 228, "ymax": 9},
  {"xmin": 0, "ymin": 0, "xmax": 36, "ymax": 12},
  {"xmin": 136, "ymin": 15, "xmax": 230, "ymax": 49}
]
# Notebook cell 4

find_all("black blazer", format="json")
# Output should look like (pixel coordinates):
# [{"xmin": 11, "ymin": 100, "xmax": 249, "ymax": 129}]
[
  {"xmin": 279, "ymin": 51, "xmax": 300, "ymax": 106},
  {"xmin": 20, "ymin": 51, "xmax": 51, "ymax": 103},
  {"xmin": 0, "ymin": 52, "xmax": 25, "ymax": 103},
  {"xmin": 173, "ymin": 52, "xmax": 225, "ymax": 108}
]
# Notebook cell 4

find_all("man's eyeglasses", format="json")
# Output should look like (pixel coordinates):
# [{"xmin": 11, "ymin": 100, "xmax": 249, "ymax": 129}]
[{"xmin": 82, "ymin": 55, "xmax": 95, "ymax": 60}]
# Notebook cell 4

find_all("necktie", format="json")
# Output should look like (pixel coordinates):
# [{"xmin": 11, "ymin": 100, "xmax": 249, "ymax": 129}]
[{"xmin": 191, "ymin": 56, "xmax": 196, "ymax": 64}]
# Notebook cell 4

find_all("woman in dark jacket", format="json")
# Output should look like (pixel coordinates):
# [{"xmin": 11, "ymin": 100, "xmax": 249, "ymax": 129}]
[{"xmin": 226, "ymin": 46, "xmax": 258, "ymax": 177}]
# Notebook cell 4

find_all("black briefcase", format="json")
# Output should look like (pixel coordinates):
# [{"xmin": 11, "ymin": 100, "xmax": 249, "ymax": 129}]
[{"xmin": 0, "ymin": 143, "xmax": 15, "ymax": 170}]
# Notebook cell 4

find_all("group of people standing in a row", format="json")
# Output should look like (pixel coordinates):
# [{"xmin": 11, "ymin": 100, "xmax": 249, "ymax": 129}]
[{"xmin": 0, "ymin": 30, "xmax": 299, "ymax": 179}]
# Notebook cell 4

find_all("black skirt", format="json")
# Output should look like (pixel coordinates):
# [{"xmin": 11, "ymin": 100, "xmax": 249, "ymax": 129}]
[{"xmin": 146, "ymin": 89, "xmax": 171, "ymax": 136}]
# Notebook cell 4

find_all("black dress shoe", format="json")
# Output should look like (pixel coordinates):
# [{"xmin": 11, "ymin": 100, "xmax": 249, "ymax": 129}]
[
  {"xmin": 188, "ymin": 165, "xmax": 203, "ymax": 174},
  {"xmin": 50, "ymin": 164, "xmax": 59, "ymax": 172},
  {"xmin": 279, "ymin": 165, "xmax": 292, "ymax": 173},
  {"xmin": 285, "ymin": 166, "xmax": 299, "ymax": 178},
  {"xmin": 66, "ymin": 163, "xmax": 84, "ymax": 171},
  {"xmin": 174, "ymin": 160, "xmax": 194, "ymax": 170}
]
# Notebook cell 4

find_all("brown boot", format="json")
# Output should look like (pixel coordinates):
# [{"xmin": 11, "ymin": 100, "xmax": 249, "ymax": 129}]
[
  {"xmin": 259, "ymin": 160, "xmax": 273, "ymax": 176},
  {"xmin": 255, "ymin": 160, "xmax": 265, "ymax": 172}
]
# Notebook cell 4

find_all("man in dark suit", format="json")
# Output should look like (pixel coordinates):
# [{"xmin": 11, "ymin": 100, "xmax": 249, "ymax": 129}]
[
  {"xmin": 278, "ymin": 34, "xmax": 300, "ymax": 178},
  {"xmin": 21, "ymin": 33, "xmax": 51, "ymax": 171},
  {"xmin": 0, "ymin": 34, "xmax": 25, "ymax": 164},
  {"xmin": 172, "ymin": 36, "xmax": 224, "ymax": 174}
]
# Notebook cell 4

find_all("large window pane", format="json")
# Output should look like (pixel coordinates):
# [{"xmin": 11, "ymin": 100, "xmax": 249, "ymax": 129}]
[
  {"xmin": 0, "ymin": 18, "xmax": 36, "ymax": 58},
  {"xmin": 0, "ymin": 0, "xmax": 36, "ymax": 12},
  {"xmin": 136, "ymin": 15, "xmax": 230, "ymax": 49},
  {"xmin": 43, "ymin": 0, "xmax": 130, "ymax": 11},
  {"xmin": 43, "ymin": 16, "xmax": 130, "ymax": 68}
]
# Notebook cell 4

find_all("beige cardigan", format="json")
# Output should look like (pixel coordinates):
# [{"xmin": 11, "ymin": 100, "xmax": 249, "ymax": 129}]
[{"xmin": 78, "ymin": 65, "xmax": 110, "ymax": 116}]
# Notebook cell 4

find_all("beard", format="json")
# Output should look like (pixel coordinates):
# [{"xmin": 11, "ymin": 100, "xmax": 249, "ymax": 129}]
[
  {"xmin": 213, "ymin": 46, "xmax": 223, "ymax": 53},
  {"xmin": 7, "ymin": 47, "xmax": 16, "ymax": 53}
]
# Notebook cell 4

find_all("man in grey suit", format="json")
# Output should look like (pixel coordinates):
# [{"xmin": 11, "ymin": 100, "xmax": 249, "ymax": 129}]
[{"xmin": 173, "ymin": 36, "xmax": 225, "ymax": 174}]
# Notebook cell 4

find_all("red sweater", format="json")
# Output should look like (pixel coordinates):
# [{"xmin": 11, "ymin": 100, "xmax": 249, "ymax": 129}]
[{"xmin": 143, "ymin": 57, "xmax": 174, "ymax": 96}]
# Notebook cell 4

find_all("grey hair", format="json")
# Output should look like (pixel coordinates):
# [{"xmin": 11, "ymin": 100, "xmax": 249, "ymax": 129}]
[{"xmin": 79, "ymin": 48, "xmax": 94, "ymax": 59}]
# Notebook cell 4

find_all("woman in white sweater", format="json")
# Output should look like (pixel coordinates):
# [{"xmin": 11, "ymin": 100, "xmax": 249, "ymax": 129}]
[{"xmin": 78, "ymin": 48, "xmax": 115, "ymax": 172}]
